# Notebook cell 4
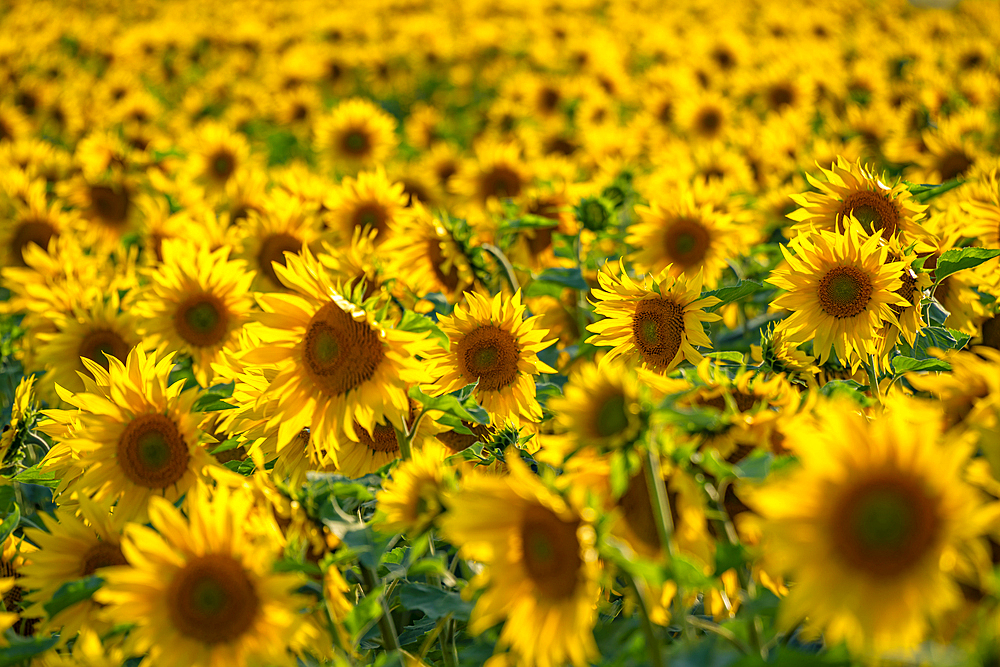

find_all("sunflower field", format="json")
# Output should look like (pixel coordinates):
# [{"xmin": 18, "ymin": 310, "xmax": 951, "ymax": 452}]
[{"xmin": 2, "ymin": 0, "xmax": 1000, "ymax": 665}]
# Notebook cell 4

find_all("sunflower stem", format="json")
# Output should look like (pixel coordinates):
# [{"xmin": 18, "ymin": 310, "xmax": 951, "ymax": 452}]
[
  {"xmin": 359, "ymin": 563, "xmax": 400, "ymax": 652},
  {"xmin": 482, "ymin": 243, "xmax": 520, "ymax": 294},
  {"xmin": 686, "ymin": 615, "xmax": 751, "ymax": 654},
  {"xmin": 394, "ymin": 424, "xmax": 413, "ymax": 461},
  {"xmin": 865, "ymin": 354, "xmax": 882, "ymax": 401},
  {"xmin": 643, "ymin": 444, "xmax": 676, "ymax": 558},
  {"xmin": 623, "ymin": 571, "xmax": 665, "ymax": 667}
]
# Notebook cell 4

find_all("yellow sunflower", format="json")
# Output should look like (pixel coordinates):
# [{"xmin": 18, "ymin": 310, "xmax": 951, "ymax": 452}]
[
  {"xmin": 323, "ymin": 166, "xmax": 408, "ymax": 245},
  {"xmin": 0, "ymin": 178, "xmax": 70, "ymax": 268},
  {"xmin": 451, "ymin": 141, "xmax": 532, "ymax": 212},
  {"xmin": 1, "ymin": 375, "xmax": 36, "ymax": 468},
  {"xmin": 749, "ymin": 396, "xmax": 998, "ymax": 654},
  {"xmin": 18, "ymin": 498, "xmax": 128, "ymax": 639},
  {"xmin": 768, "ymin": 222, "xmax": 908, "ymax": 368},
  {"xmin": 241, "ymin": 248, "xmax": 435, "ymax": 468},
  {"xmin": 37, "ymin": 347, "xmax": 217, "ymax": 520},
  {"xmin": 236, "ymin": 193, "xmax": 324, "ymax": 291},
  {"xmin": 788, "ymin": 157, "xmax": 929, "ymax": 243},
  {"xmin": 94, "ymin": 483, "xmax": 318, "ymax": 667},
  {"xmin": 628, "ymin": 191, "xmax": 742, "ymax": 288},
  {"xmin": 439, "ymin": 453, "xmax": 600, "ymax": 667},
  {"xmin": 314, "ymin": 98, "xmax": 398, "ymax": 174},
  {"xmin": 878, "ymin": 240, "xmax": 933, "ymax": 355},
  {"xmin": 376, "ymin": 440, "xmax": 453, "ymax": 537},
  {"xmin": 59, "ymin": 174, "xmax": 140, "ymax": 252},
  {"xmin": 381, "ymin": 204, "xmax": 476, "ymax": 300},
  {"xmin": 586, "ymin": 260, "xmax": 721, "ymax": 374},
  {"xmin": 135, "ymin": 239, "xmax": 255, "ymax": 388},
  {"xmin": 178, "ymin": 122, "xmax": 253, "ymax": 201},
  {"xmin": 424, "ymin": 290, "xmax": 555, "ymax": 425},
  {"xmin": 907, "ymin": 347, "xmax": 1000, "ymax": 445},
  {"xmin": 334, "ymin": 397, "xmax": 443, "ymax": 479}
]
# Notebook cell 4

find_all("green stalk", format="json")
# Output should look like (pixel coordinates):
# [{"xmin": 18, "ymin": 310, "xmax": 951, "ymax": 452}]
[
  {"xmin": 359, "ymin": 564, "xmax": 400, "ymax": 652},
  {"xmin": 623, "ymin": 571, "xmax": 665, "ymax": 667}
]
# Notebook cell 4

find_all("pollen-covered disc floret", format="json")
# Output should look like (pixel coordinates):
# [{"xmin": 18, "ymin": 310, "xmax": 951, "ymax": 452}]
[
  {"xmin": 241, "ymin": 248, "xmax": 435, "ymax": 467},
  {"xmin": 424, "ymin": 290, "xmax": 555, "ymax": 424},
  {"xmin": 768, "ymin": 221, "xmax": 908, "ymax": 368},
  {"xmin": 587, "ymin": 260, "xmax": 721, "ymax": 374}
]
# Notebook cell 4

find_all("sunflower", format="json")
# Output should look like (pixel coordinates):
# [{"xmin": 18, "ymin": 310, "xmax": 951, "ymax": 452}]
[
  {"xmin": 788, "ymin": 157, "xmax": 929, "ymax": 243},
  {"xmin": 240, "ymin": 248, "xmax": 435, "ymax": 468},
  {"xmin": 546, "ymin": 360, "xmax": 644, "ymax": 457},
  {"xmin": 1, "ymin": 375, "xmax": 37, "ymax": 469},
  {"xmin": 751, "ymin": 323, "xmax": 819, "ymax": 382},
  {"xmin": 907, "ymin": 347, "xmax": 1000, "ymax": 442},
  {"xmin": 94, "ymin": 483, "xmax": 318, "ymax": 667},
  {"xmin": 135, "ymin": 240, "xmax": 255, "ymax": 388},
  {"xmin": 768, "ymin": 222, "xmax": 908, "ymax": 369},
  {"xmin": 18, "ymin": 498, "xmax": 128, "ymax": 639},
  {"xmin": 179, "ymin": 122, "xmax": 253, "ymax": 199},
  {"xmin": 628, "ymin": 191, "xmax": 741, "ymax": 288},
  {"xmin": 586, "ymin": 260, "xmax": 720, "ymax": 374},
  {"xmin": 37, "ymin": 347, "xmax": 217, "ymax": 520},
  {"xmin": 0, "ymin": 178, "xmax": 70, "ymax": 268},
  {"xmin": 451, "ymin": 141, "xmax": 532, "ymax": 212},
  {"xmin": 381, "ymin": 204, "xmax": 476, "ymax": 300},
  {"xmin": 335, "ymin": 397, "xmax": 443, "ymax": 479},
  {"xmin": 424, "ymin": 290, "xmax": 555, "ymax": 425},
  {"xmin": 59, "ymin": 174, "xmax": 140, "ymax": 251},
  {"xmin": 323, "ymin": 167, "xmax": 407, "ymax": 244},
  {"xmin": 376, "ymin": 440, "xmax": 453, "ymax": 536},
  {"xmin": 314, "ymin": 98, "xmax": 398, "ymax": 174},
  {"xmin": 749, "ymin": 396, "xmax": 998, "ymax": 654},
  {"xmin": 236, "ymin": 192, "xmax": 324, "ymax": 291},
  {"xmin": 33, "ymin": 291, "xmax": 142, "ymax": 401},
  {"xmin": 878, "ymin": 240, "xmax": 933, "ymax": 355},
  {"xmin": 439, "ymin": 453, "xmax": 600, "ymax": 667}
]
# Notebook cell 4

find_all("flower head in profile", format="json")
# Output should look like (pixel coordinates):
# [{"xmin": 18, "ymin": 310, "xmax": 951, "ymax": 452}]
[{"xmin": 587, "ymin": 260, "xmax": 720, "ymax": 374}]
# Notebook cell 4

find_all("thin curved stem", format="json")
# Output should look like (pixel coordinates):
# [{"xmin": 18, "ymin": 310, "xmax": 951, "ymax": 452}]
[{"xmin": 482, "ymin": 243, "xmax": 521, "ymax": 293}]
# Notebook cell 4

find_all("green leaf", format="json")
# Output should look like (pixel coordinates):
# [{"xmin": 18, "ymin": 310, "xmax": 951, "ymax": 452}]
[
  {"xmin": 192, "ymin": 392, "xmax": 234, "ymax": 412},
  {"xmin": 210, "ymin": 437, "xmax": 242, "ymax": 455},
  {"xmin": 714, "ymin": 541, "xmax": 748, "ymax": 576},
  {"xmin": 733, "ymin": 451, "xmax": 773, "ymax": 480},
  {"xmin": 397, "ymin": 311, "xmax": 448, "ymax": 345},
  {"xmin": 0, "ymin": 504, "xmax": 19, "ymax": 545},
  {"xmin": 818, "ymin": 379, "xmax": 871, "ymax": 404},
  {"xmin": 408, "ymin": 386, "xmax": 489, "ymax": 425},
  {"xmin": 0, "ymin": 634, "xmax": 60, "ymax": 667},
  {"xmin": 703, "ymin": 280, "xmax": 765, "ymax": 311},
  {"xmin": 908, "ymin": 178, "xmax": 965, "ymax": 203},
  {"xmin": 42, "ymin": 575, "xmax": 103, "ymax": 619},
  {"xmin": 11, "ymin": 464, "xmax": 59, "ymax": 488},
  {"xmin": 933, "ymin": 247, "xmax": 1000, "ymax": 283},
  {"xmin": 344, "ymin": 584, "xmax": 385, "ymax": 643},
  {"xmin": 900, "ymin": 326, "xmax": 971, "ymax": 360},
  {"xmin": 525, "ymin": 267, "xmax": 590, "ymax": 297},
  {"xmin": 608, "ymin": 450, "xmax": 630, "ymax": 499},
  {"xmin": 397, "ymin": 582, "xmax": 473, "ymax": 621},
  {"xmin": 891, "ymin": 356, "xmax": 951, "ymax": 374},
  {"xmin": 505, "ymin": 213, "xmax": 561, "ymax": 230},
  {"xmin": 703, "ymin": 351, "xmax": 745, "ymax": 364}
]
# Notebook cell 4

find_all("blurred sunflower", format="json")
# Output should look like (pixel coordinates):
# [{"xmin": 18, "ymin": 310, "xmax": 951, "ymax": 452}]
[
  {"xmin": 0, "ymin": 178, "xmax": 69, "ymax": 268},
  {"xmin": 19, "ymin": 498, "xmax": 127, "ymax": 639},
  {"xmin": 179, "ymin": 123, "xmax": 252, "ymax": 200},
  {"xmin": 38, "ymin": 347, "xmax": 216, "ymax": 520},
  {"xmin": 768, "ymin": 222, "xmax": 907, "ymax": 368},
  {"xmin": 629, "ymin": 191, "xmax": 741, "ymax": 288},
  {"xmin": 95, "ymin": 484, "xmax": 317, "ymax": 667},
  {"xmin": 750, "ymin": 396, "xmax": 999, "ymax": 654},
  {"xmin": 323, "ymin": 167, "xmax": 407, "ymax": 244},
  {"xmin": 60, "ymin": 174, "xmax": 139, "ymax": 251},
  {"xmin": 587, "ymin": 261, "xmax": 720, "ymax": 374},
  {"xmin": 440, "ymin": 454, "xmax": 600, "ymax": 667},
  {"xmin": 382, "ymin": 204, "xmax": 476, "ymax": 300},
  {"xmin": 314, "ymin": 98, "xmax": 398, "ymax": 173},
  {"xmin": 425, "ymin": 290, "xmax": 555, "ymax": 425},
  {"xmin": 336, "ymin": 398, "xmax": 442, "ymax": 478},
  {"xmin": 376, "ymin": 440, "xmax": 453, "ymax": 536},
  {"xmin": 135, "ymin": 240, "xmax": 255, "ymax": 387},
  {"xmin": 451, "ymin": 141, "xmax": 531, "ymax": 213},
  {"xmin": 236, "ymin": 193, "xmax": 323, "ymax": 291}
]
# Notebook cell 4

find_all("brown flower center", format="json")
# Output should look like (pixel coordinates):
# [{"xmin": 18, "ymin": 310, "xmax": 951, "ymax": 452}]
[
  {"xmin": 89, "ymin": 185, "xmax": 130, "ymax": 227},
  {"xmin": 168, "ymin": 554, "xmax": 259, "ymax": 644},
  {"xmin": 817, "ymin": 266, "xmax": 873, "ymax": 318},
  {"xmin": 519, "ymin": 504, "xmax": 581, "ymax": 600},
  {"xmin": 664, "ymin": 218, "xmax": 711, "ymax": 269},
  {"xmin": 80, "ymin": 542, "xmax": 128, "ymax": 576},
  {"xmin": 257, "ymin": 232, "xmax": 302, "ymax": 286},
  {"xmin": 175, "ymin": 294, "xmax": 230, "ymax": 348},
  {"xmin": 341, "ymin": 128, "xmax": 371, "ymax": 157},
  {"xmin": 78, "ymin": 328, "xmax": 130, "ymax": 370},
  {"xmin": 351, "ymin": 203, "xmax": 388, "ymax": 236},
  {"xmin": 11, "ymin": 220, "xmax": 58, "ymax": 266},
  {"xmin": 479, "ymin": 166, "xmax": 523, "ymax": 202},
  {"xmin": 302, "ymin": 301, "xmax": 384, "ymax": 397},
  {"xmin": 117, "ymin": 413, "xmax": 190, "ymax": 489},
  {"xmin": 631, "ymin": 297, "xmax": 685, "ymax": 369},
  {"xmin": 456, "ymin": 324, "xmax": 521, "ymax": 391},
  {"xmin": 836, "ymin": 190, "xmax": 900, "ymax": 238}
]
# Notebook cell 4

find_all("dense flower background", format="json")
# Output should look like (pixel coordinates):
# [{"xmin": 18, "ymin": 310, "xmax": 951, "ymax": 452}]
[{"xmin": 2, "ymin": 0, "xmax": 1000, "ymax": 665}]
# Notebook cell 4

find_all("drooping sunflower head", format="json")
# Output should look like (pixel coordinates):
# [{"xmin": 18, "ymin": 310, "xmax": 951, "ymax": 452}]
[
  {"xmin": 629, "ymin": 189, "xmax": 741, "ymax": 288},
  {"xmin": 587, "ymin": 260, "xmax": 721, "ymax": 374},
  {"xmin": 39, "ymin": 346, "xmax": 216, "ymax": 521},
  {"xmin": 749, "ymin": 395, "xmax": 997, "ymax": 654},
  {"xmin": 314, "ymin": 98, "xmax": 398, "ymax": 174},
  {"xmin": 135, "ymin": 239, "xmax": 256, "ymax": 388},
  {"xmin": 381, "ymin": 203, "xmax": 476, "ymax": 300},
  {"xmin": 426, "ymin": 290, "xmax": 556, "ymax": 425},
  {"xmin": 788, "ymin": 157, "xmax": 930, "ymax": 244},
  {"xmin": 323, "ymin": 166, "xmax": 408, "ymax": 245},
  {"xmin": 768, "ymin": 222, "xmax": 909, "ymax": 368}
]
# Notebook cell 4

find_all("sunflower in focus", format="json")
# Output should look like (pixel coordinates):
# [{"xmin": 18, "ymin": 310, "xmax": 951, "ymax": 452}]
[
  {"xmin": 315, "ymin": 98, "xmax": 398, "ymax": 173},
  {"xmin": 788, "ymin": 158, "xmax": 929, "ymax": 243},
  {"xmin": 323, "ymin": 167, "xmax": 407, "ymax": 244},
  {"xmin": 750, "ymin": 396, "xmax": 998, "ymax": 654},
  {"xmin": 425, "ymin": 290, "xmax": 555, "ymax": 425},
  {"xmin": 241, "ymin": 248, "xmax": 435, "ymax": 467},
  {"xmin": 336, "ymin": 398, "xmax": 443, "ymax": 479},
  {"xmin": 38, "ymin": 347, "xmax": 216, "ymax": 520},
  {"xmin": 587, "ymin": 261, "xmax": 720, "ymax": 374},
  {"xmin": 135, "ymin": 240, "xmax": 255, "ymax": 387},
  {"xmin": 629, "ymin": 191, "xmax": 741, "ymax": 288},
  {"xmin": 382, "ymin": 204, "xmax": 476, "ymax": 300},
  {"xmin": 19, "ymin": 498, "xmax": 128, "ymax": 639},
  {"xmin": 95, "ymin": 484, "xmax": 317, "ymax": 667},
  {"xmin": 768, "ymin": 222, "xmax": 907, "ymax": 368},
  {"xmin": 878, "ymin": 240, "xmax": 932, "ymax": 355},
  {"xmin": 440, "ymin": 454, "xmax": 600, "ymax": 667}
]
